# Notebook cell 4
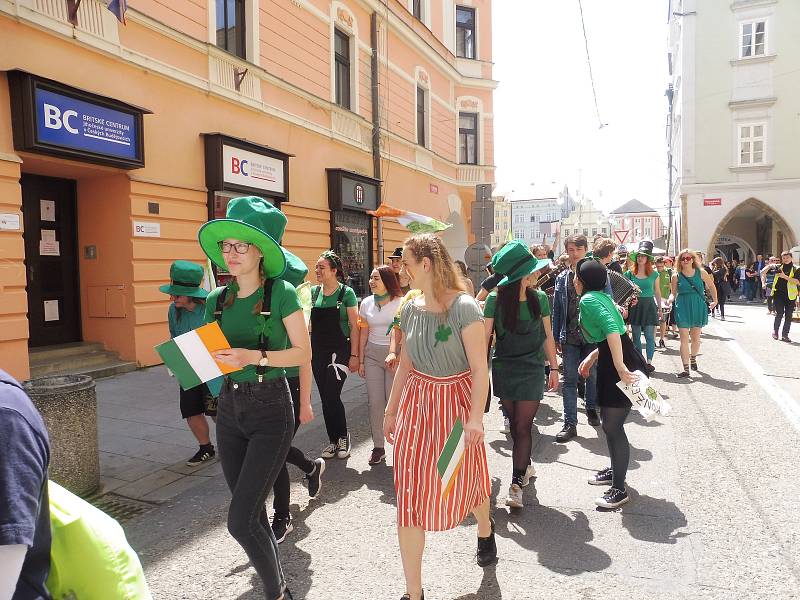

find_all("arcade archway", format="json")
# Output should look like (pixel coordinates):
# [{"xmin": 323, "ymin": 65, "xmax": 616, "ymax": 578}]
[{"xmin": 708, "ymin": 197, "xmax": 796, "ymax": 263}]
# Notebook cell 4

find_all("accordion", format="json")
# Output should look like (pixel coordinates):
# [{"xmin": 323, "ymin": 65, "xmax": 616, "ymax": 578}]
[{"xmin": 608, "ymin": 270, "xmax": 641, "ymax": 308}]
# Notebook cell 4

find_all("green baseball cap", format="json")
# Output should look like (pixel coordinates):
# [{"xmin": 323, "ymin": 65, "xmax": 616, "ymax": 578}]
[{"xmin": 159, "ymin": 260, "xmax": 209, "ymax": 298}]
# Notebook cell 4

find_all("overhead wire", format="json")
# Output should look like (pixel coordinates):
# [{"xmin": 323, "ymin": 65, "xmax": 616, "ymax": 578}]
[{"xmin": 577, "ymin": 0, "xmax": 606, "ymax": 129}]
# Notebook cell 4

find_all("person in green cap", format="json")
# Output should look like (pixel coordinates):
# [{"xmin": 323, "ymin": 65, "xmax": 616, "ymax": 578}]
[
  {"xmin": 483, "ymin": 241, "xmax": 560, "ymax": 510},
  {"xmin": 160, "ymin": 260, "xmax": 216, "ymax": 467},
  {"xmin": 198, "ymin": 196, "xmax": 310, "ymax": 600},
  {"xmin": 624, "ymin": 241, "xmax": 662, "ymax": 373}
]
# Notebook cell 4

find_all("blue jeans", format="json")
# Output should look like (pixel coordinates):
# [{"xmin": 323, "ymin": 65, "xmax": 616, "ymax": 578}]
[
  {"xmin": 561, "ymin": 342, "xmax": 597, "ymax": 425},
  {"xmin": 631, "ymin": 325, "xmax": 656, "ymax": 361},
  {"xmin": 217, "ymin": 377, "xmax": 294, "ymax": 599}
]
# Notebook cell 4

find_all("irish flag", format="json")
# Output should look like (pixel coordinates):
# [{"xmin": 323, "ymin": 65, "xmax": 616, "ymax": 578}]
[
  {"xmin": 367, "ymin": 203, "xmax": 452, "ymax": 234},
  {"xmin": 437, "ymin": 417, "xmax": 465, "ymax": 499},
  {"xmin": 155, "ymin": 322, "xmax": 238, "ymax": 394}
]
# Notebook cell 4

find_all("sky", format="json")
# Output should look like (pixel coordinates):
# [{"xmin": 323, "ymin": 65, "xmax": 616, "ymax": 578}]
[{"xmin": 492, "ymin": 0, "xmax": 670, "ymax": 215}]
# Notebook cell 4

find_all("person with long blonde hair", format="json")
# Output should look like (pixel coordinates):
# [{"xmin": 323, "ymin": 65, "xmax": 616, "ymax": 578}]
[
  {"xmin": 670, "ymin": 249, "xmax": 717, "ymax": 378},
  {"xmin": 383, "ymin": 233, "xmax": 494, "ymax": 600}
]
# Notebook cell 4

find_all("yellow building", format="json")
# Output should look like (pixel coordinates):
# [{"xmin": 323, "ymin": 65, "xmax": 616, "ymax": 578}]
[{"xmin": 0, "ymin": 0, "xmax": 497, "ymax": 380}]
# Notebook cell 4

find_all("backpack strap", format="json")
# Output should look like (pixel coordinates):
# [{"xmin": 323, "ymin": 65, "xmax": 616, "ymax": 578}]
[
  {"xmin": 335, "ymin": 284, "xmax": 347, "ymax": 309},
  {"xmin": 214, "ymin": 286, "xmax": 229, "ymax": 322},
  {"xmin": 256, "ymin": 279, "xmax": 275, "ymax": 383}
]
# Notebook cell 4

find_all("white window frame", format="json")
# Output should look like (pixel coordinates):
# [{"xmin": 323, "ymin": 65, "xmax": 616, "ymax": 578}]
[
  {"xmin": 408, "ymin": 0, "xmax": 431, "ymax": 28},
  {"xmin": 739, "ymin": 19, "xmax": 766, "ymax": 59},
  {"xmin": 208, "ymin": 0, "xmax": 259, "ymax": 65},
  {"xmin": 330, "ymin": 3, "xmax": 360, "ymax": 114},
  {"xmin": 738, "ymin": 122, "xmax": 766, "ymax": 166},
  {"xmin": 414, "ymin": 68, "xmax": 432, "ymax": 149}
]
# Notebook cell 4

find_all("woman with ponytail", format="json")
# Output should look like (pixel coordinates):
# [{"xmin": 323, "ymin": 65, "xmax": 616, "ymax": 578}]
[
  {"xmin": 311, "ymin": 250, "xmax": 360, "ymax": 459},
  {"xmin": 198, "ymin": 197, "xmax": 310, "ymax": 600}
]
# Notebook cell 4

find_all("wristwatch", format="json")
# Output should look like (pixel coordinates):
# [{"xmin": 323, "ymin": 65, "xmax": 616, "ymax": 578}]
[{"xmin": 258, "ymin": 350, "xmax": 269, "ymax": 368}]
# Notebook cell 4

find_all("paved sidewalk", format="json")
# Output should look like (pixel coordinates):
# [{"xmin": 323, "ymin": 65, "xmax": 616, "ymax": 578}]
[{"xmin": 96, "ymin": 366, "xmax": 365, "ymax": 503}]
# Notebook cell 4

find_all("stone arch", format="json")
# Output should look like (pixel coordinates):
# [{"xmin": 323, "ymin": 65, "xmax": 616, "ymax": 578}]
[{"xmin": 706, "ymin": 197, "xmax": 796, "ymax": 259}]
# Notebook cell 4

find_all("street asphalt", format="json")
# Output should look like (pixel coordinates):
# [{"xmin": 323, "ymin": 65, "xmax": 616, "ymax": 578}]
[{"xmin": 113, "ymin": 302, "xmax": 800, "ymax": 600}]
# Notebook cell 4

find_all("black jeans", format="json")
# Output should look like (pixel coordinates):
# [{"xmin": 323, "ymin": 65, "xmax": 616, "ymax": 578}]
[
  {"xmin": 217, "ymin": 377, "xmax": 294, "ymax": 599},
  {"xmin": 273, "ymin": 376, "xmax": 315, "ymax": 517},
  {"xmin": 311, "ymin": 350, "xmax": 348, "ymax": 443},
  {"xmin": 773, "ymin": 295, "xmax": 796, "ymax": 337}
]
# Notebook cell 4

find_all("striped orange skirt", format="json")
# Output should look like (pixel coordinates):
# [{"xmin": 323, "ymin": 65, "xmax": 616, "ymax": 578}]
[{"xmin": 393, "ymin": 369, "xmax": 490, "ymax": 531}]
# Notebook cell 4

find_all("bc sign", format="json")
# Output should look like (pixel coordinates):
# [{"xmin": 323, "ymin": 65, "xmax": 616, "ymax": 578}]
[
  {"xmin": 35, "ymin": 88, "xmax": 139, "ymax": 161},
  {"xmin": 222, "ymin": 145, "xmax": 285, "ymax": 195}
]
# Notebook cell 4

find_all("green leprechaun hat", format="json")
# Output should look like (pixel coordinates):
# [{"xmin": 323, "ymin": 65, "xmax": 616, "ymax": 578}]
[
  {"xmin": 159, "ymin": 260, "xmax": 209, "ymax": 298},
  {"xmin": 491, "ymin": 240, "xmax": 551, "ymax": 286},
  {"xmin": 198, "ymin": 196, "xmax": 287, "ymax": 279},
  {"xmin": 629, "ymin": 240, "xmax": 656, "ymax": 263},
  {"xmin": 280, "ymin": 249, "xmax": 308, "ymax": 288}
]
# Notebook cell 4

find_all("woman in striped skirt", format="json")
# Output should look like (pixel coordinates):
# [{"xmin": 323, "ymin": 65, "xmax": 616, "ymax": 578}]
[{"xmin": 383, "ymin": 234, "xmax": 494, "ymax": 600}]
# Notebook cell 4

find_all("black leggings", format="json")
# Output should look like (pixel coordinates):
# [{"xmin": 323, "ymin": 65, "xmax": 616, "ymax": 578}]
[
  {"xmin": 773, "ymin": 295, "xmax": 796, "ymax": 337},
  {"xmin": 273, "ymin": 376, "xmax": 315, "ymax": 517},
  {"xmin": 501, "ymin": 399, "xmax": 540, "ymax": 482},
  {"xmin": 600, "ymin": 405, "xmax": 631, "ymax": 490}
]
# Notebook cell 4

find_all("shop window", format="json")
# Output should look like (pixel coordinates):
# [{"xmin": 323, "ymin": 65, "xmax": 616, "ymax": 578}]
[
  {"xmin": 332, "ymin": 210, "xmax": 370, "ymax": 298},
  {"xmin": 216, "ymin": 0, "xmax": 247, "ymax": 59},
  {"xmin": 334, "ymin": 28, "xmax": 351, "ymax": 110},
  {"xmin": 458, "ymin": 112, "xmax": 478, "ymax": 164},
  {"xmin": 456, "ymin": 6, "xmax": 476, "ymax": 59},
  {"xmin": 416, "ymin": 86, "xmax": 428, "ymax": 147},
  {"xmin": 739, "ymin": 123, "xmax": 766, "ymax": 165},
  {"xmin": 740, "ymin": 20, "xmax": 766, "ymax": 59}
]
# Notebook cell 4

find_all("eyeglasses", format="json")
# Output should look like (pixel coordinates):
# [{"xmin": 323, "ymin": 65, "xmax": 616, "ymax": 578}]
[
  {"xmin": 219, "ymin": 241, "xmax": 253, "ymax": 254},
  {"xmin": 680, "ymin": 256, "xmax": 693, "ymax": 262}
]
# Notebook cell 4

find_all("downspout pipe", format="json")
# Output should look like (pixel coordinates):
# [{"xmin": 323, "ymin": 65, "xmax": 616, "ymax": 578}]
[{"xmin": 371, "ymin": 12, "xmax": 384, "ymax": 263}]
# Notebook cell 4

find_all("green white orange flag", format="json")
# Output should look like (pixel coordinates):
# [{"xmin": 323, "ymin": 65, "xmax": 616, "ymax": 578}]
[
  {"xmin": 437, "ymin": 417, "xmax": 465, "ymax": 499},
  {"xmin": 155, "ymin": 322, "xmax": 238, "ymax": 392},
  {"xmin": 367, "ymin": 204, "xmax": 452, "ymax": 234}
]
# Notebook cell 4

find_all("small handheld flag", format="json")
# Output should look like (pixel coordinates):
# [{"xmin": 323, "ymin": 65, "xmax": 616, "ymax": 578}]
[
  {"xmin": 437, "ymin": 417, "xmax": 465, "ymax": 499},
  {"xmin": 155, "ymin": 322, "xmax": 238, "ymax": 392}
]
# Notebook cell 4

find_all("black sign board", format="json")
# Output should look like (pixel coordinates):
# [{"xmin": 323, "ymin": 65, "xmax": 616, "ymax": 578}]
[
  {"xmin": 203, "ymin": 133, "xmax": 292, "ymax": 201},
  {"xmin": 8, "ymin": 70, "xmax": 149, "ymax": 169},
  {"xmin": 326, "ymin": 169, "xmax": 380, "ymax": 212}
]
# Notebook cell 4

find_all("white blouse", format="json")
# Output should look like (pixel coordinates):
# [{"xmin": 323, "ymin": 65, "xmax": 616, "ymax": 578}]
[{"xmin": 358, "ymin": 295, "xmax": 403, "ymax": 346}]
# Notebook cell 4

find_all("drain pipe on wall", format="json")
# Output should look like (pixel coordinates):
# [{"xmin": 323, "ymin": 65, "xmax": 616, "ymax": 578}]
[{"xmin": 371, "ymin": 11, "xmax": 384, "ymax": 263}]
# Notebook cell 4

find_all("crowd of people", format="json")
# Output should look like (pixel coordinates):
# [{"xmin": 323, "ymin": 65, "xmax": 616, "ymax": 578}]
[{"xmin": 4, "ymin": 193, "xmax": 798, "ymax": 600}]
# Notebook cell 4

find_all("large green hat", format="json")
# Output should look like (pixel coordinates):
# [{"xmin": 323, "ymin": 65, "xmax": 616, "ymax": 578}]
[
  {"xmin": 198, "ymin": 196, "xmax": 287, "ymax": 279},
  {"xmin": 629, "ymin": 240, "xmax": 655, "ymax": 263},
  {"xmin": 491, "ymin": 240, "xmax": 551, "ymax": 286},
  {"xmin": 281, "ymin": 249, "xmax": 308, "ymax": 288},
  {"xmin": 159, "ymin": 260, "xmax": 209, "ymax": 298}
]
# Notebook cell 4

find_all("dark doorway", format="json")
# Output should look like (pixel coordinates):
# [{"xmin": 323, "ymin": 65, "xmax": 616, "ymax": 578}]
[{"xmin": 21, "ymin": 174, "xmax": 81, "ymax": 347}]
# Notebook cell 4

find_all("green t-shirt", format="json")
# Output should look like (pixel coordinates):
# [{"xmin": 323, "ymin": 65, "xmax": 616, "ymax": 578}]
[
  {"xmin": 205, "ymin": 280, "xmax": 302, "ymax": 382},
  {"xmin": 579, "ymin": 291, "xmax": 626, "ymax": 344},
  {"xmin": 656, "ymin": 268, "xmax": 672, "ymax": 298},
  {"xmin": 625, "ymin": 270, "xmax": 659, "ymax": 298},
  {"xmin": 167, "ymin": 302, "xmax": 206, "ymax": 338},
  {"xmin": 483, "ymin": 289, "xmax": 551, "ymax": 321},
  {"xmin": 312, "ymin": 284, "xmax": 358, "ymax": 337}
]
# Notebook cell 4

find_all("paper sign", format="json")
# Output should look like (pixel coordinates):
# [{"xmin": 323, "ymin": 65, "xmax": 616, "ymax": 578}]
[
  {"xmin": 40, "ymin": 240, "xmax": 60, "ymax": 256},
  {"xmin": 44, "ymin": 300, "xmax": 59, "ymax": 322},
  {"xmin": 41, "ymin": 229, "xmax": 56, "ymax": 242},
  {"xmin": 133, "ymin": 221, "xmax": 161, "ymax": 237},
  {"xmin": 40, "ymin": 199, "xmax": 56, "ymax": 221},
  {"xmin": 0, "ymin": 214, "xmax": 21, "ymax": 230},
  {"xmin": 616, "ymin": 370, "xmax": 672, "ymax": 422}
]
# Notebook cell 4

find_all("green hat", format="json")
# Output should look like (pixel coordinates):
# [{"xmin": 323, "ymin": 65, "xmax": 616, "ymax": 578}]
[
  {"xmin": 198, "ymin": 196, "xmax": 287, "ymax": 279},
  {"xmin": 491, "ymin": 240, "xmax": 551, "ymax": 286},
  {"xmin": 281, "ymin": 249, "xmax": 308, "ymax": 288},
  {"xmin": 629, "ymin": 240, "xmax": 655, "ymax": 263},
  {"xmin": 159, "ymin": 260, "xmax": 209, "ymax": 298}
]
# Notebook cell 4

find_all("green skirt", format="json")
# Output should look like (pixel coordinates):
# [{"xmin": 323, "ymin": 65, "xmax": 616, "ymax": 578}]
[
  {"xmin": 629, "ymin": 296, "xmax": 658, "ymax": 327},
  {"xmin": 491, "ymin": 359, "xmax": 545, "ymax": 402},
  {"xmin": 675, "ymin": 293, "xmax": 708, "ymax": 329}
]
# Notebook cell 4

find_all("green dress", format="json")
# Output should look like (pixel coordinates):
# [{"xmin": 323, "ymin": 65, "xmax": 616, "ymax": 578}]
[
  {"xmin": 625, "ymin": 271, "xmax": 659, "ymax": 327},
  {"xmin": 674, "ymin": 268, "xmax": 709, "ymax": 328},
  {"xmin": 485, "ymin": 290, "xmax": 550, "ymax": 402}
]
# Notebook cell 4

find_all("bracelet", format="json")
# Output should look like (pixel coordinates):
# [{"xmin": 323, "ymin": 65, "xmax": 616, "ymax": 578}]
[{"xmin": 351, "ymin": 354, "xmax": 359, "ymax": 358}]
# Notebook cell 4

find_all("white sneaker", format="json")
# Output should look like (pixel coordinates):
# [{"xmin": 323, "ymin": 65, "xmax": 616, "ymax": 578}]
[
  {"xmin": 321, "ymin": 443, "xmax": 337, "ymax": 459},
  {"xmin": 505, "ymin": 483, "xmax": 524, "ymax": 509},
  {"xmin": 521, "ymin": 464, "xmax": 536, "ymax": 487},
  {"xmin": 335, "ymin": 434, "xmax": 351, "ymax": 459},
  {"xmin": 501, "ymin": 417, "xmax": 511, "ymax": 434}
]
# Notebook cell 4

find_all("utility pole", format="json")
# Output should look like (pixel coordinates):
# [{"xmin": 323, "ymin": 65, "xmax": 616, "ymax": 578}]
[
  {"xmin": 665, "ymin": 84, "xmax": 675, "ymax": 255},
  {"xmin": 370, "ymin": 12, "xmax": 383, "ymax": 262}
]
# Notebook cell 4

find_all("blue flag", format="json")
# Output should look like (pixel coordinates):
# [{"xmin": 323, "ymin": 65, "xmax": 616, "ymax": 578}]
[{"xmin": 107, "ymin": 0, "xmax": 127, "ymax": 24}]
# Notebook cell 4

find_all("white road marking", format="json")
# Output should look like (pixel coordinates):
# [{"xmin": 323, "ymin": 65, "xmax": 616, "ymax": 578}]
[{"xmin": 710, "ymin": 323, "xmax": 800, "ymax": 434}]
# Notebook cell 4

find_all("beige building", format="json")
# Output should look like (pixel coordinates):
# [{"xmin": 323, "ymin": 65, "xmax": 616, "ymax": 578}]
[
  {"xmin": 0, "ymin": 0, "xmax": 496, "ymax": 381},
  {"xmin": 561, "ymin": 196, "xmax": 611, "ymax": 244},
  {"xmin": 490, "ymin": 193, "xmax": 511, "ymax": 248}
]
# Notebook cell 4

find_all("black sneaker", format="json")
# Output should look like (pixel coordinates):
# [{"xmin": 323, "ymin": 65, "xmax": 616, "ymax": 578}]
[
  {"xmin": 186, "ymin": 444, "xmax": 215, "ymax": 467},
  {"xmin": 586, "ymin": 409, "xmax": 600, "ymax": 427},
  {"xmin": 335, "ymin": 434, "xmax": 351, "ymax": 459},
  {"xmin": 271, "ymin": 513, "xmax": 293, "ymax": 543},
  {"xmin": 555, "ymin": 423, "xmax": 577, "ymax": 443},
  {"xmin": 588, "ymin": 467, "xmax": 613, "ymax": 486},
  {"xmin": 304, "ymin": 458, "xmax": 325, "ymax": 499},
  {"xmin": 595, "ymin": 487, "xmax": 630, "ymax": 508},
  {"xmin": 476, "ymin": 518, "xmax": 497, "ymax": 567}
]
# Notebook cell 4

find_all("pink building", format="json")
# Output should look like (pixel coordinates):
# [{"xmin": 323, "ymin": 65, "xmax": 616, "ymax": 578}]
[{"xmin": 610, "ymin": 200, "xmax": 666, "ymax": 247}]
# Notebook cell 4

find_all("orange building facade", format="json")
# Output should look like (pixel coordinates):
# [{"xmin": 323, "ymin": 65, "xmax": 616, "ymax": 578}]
[{"xmin": 0, "ymin": 0, "xmax": 496, "ymax": 380}]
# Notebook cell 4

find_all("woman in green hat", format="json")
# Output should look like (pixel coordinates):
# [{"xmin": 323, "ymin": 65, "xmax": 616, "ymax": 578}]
[
  {"xmin": 198, "ymin": 196, "xmax": 310, "ymax": 600},
  {"xmin": 624, "ymin": 241, "xmax": 662, "ymax": 373},
  {"xmin": 160, "ymin": 260, "xmax": 216, "ymax": 467},
  {"xmin": 483, "ymin": 241, "xmax": 560, "ymax": 509}
]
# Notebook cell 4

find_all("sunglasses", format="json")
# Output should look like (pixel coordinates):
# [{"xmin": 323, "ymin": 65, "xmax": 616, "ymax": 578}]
[{"xmin": 680, "ymin": 256, "xmax": 694, "ymax": 262}]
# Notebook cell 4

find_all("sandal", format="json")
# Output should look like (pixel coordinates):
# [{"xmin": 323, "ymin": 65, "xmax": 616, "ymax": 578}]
[
  {"xmin": 677, "ymin": 366, "xmax": 690, "ymax": 378},
  {"xmin": 690, "ymin": 356, "xmax": 698, "ymax": 371},
  {"xmin": 658, "ymin": 339, "xmax": 666, "ymax": 348}
]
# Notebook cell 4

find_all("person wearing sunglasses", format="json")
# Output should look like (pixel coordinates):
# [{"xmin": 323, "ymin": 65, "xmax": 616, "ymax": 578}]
[{"xmin": 669, "ymin": 250, "xmax": 718, "ymax": 378}]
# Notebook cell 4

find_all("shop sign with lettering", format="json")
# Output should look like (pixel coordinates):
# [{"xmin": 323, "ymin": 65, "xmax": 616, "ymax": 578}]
[
  {"xmin": 223, "ymin": 145, "xmax": 285, "ymax": 195},
  {"xmin": 203, "ymin": 134, "xmax": 291, "ymax": 201}
]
